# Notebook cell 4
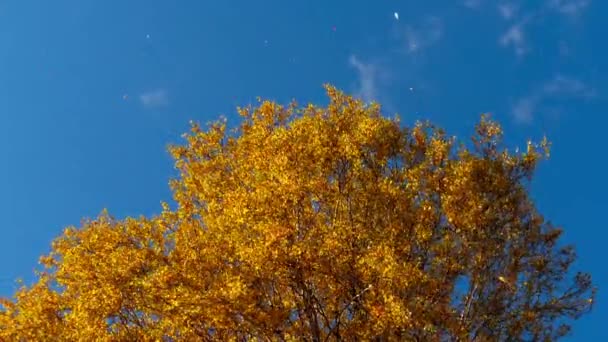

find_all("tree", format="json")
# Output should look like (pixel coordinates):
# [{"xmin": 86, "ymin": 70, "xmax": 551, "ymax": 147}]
[{"xmin": 0, "ymin": 86, "xmax": 595, "ymax": 341}]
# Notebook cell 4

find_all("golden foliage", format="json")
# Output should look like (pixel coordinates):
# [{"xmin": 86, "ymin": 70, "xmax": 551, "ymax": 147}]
[{"xmin": 0, "ymin": 86, "xmax": 595, "ymax": 340}]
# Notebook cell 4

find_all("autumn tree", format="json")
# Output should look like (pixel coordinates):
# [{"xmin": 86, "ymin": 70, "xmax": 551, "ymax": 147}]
[{"xmin": 0, "ymin": 86, "xmax": 595, "ymax": 341}]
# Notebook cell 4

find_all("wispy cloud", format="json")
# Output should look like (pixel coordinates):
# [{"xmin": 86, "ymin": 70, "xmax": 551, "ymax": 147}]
[
  {"xmin": 542, "ymin": 75, "xmax": 596, "ymax": 97},
  {"xmin": 348, "ymin": 55, "xmax": 379, "ymax": 103},
  {"xmin": 512, "ymin": 96, "xmax": 540, "ymax": 124},
  {"xmin": 499, "ymin": 21, "xmax": 529, "ymax": 57},
  {"xmin": 348, "ymin": 16, "xmax": 443, "ymax": 111},
  {"xmin": 139, "ymin": 89, "xmax": 169, "ymax": 108},
  {"xmin": 498, "ymin": 2, "xmax": 518, "ymax": 20},
  {"xmin": 547, "ymin": 0, "xmax": 591, "ymax": 16},
  {"xmin": 495, "ymin": 1, "xmax": 589, "ymax": 59},
  {"xmin": 511, "ymin": 75, "xmax": 596, "ymax": 123},
  {"xmin": 401, "ymin": 17, "xmax": 443, "ymax": 54}
]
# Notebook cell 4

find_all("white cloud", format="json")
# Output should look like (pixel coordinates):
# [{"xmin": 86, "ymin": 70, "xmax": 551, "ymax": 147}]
[
  {"xmin": 498, "ymin": 3, "xmax": 518, "ymax": 20},
  {"xmin": 543, "ymin": 74, "xmax": 596, "ymax": 98},
  {"xmin": 511, "ymin": 75, "xmax": 596, "ymax": 123},
  {"xmin": 348, "ymin": 55, "xmax": 378, "ymax": 103},
  {"xmin": 499, "ymin": 22, "xmax": 528, "ymax": 57},
  {"xmin": 547, "ymin": 0, "xmax": 591, "ymax": 16},
  {"xmin": 346, "ymin": 17, "xmax": 443, "ymax": 112},
  {"xmin": 139, "ymin": 89, "xmax": 169, "ymax": 108},
  {"xmin": 402, "ymin": 17, "xmax": 443, "ymax": 54},
  {"xmin": 512, "ymin": 96, "xmax": 539, "ymax": 124},
  {"xmin": 494, "ymin": 1, "xmax": 589, "ymax": 59}
]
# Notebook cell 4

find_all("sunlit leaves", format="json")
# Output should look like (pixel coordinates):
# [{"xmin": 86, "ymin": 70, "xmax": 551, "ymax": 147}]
[{"xmin": 0, "ymin": 86, "xmax": 594, "ymax": 340}]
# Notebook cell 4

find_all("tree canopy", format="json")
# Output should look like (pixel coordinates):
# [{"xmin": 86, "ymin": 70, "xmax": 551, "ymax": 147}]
[{"xmin": 0, "ymin": 86, "xmax": 595, "ymax": 341}]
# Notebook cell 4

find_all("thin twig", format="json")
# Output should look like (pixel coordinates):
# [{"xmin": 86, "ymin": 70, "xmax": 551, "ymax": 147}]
[{"xmin": 324, "ymin": 284, "xmax": 373, "ymax": 341}]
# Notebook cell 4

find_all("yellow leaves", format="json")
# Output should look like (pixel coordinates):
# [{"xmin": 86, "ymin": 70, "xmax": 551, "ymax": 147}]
[
  {"xmin": 383, "ymin": 294, "xmax": 412, "ymax": 326},
  {"xmin": 412, "ymin": 124, "xmax": 427, "ymax": 147},
  {"xmin": 0, "ymin": 86, "xmax": 594, "ymax": 341},
  {"xmin": 476, "ymin": 113, "xmax": 503, "ymax": 141},
  {"xmin": 219, "ymin": 275, "xmax": 246, "ymax": 301},
  {"xmin": 370, "ymin": 303, "xmax": 386, "ymax": 319},
  {"xmin": 38, "ymin": 255, "xmax": 55, "ymax": 268},
  {"xmin": 539, "ymin": 135, "xmax": 551, "ymax": 158},
  {"xmin": 359, "ymin": 245, "xmax": 395, "ymax": 278},
  {"xmin": 429, "ymin": 136, "xmax": 449, "ymax": 165}
]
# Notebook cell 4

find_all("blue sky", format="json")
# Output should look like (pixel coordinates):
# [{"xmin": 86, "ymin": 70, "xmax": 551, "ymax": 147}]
[{"xmin": 0, "ymin": 0, "xmax": 605, "ymax": 339}]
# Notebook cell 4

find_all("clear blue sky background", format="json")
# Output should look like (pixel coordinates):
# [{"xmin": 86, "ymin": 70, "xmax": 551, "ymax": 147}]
[{"xmin": 0, "ymin": 1, "xmax": 605, "ymax": 339}]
